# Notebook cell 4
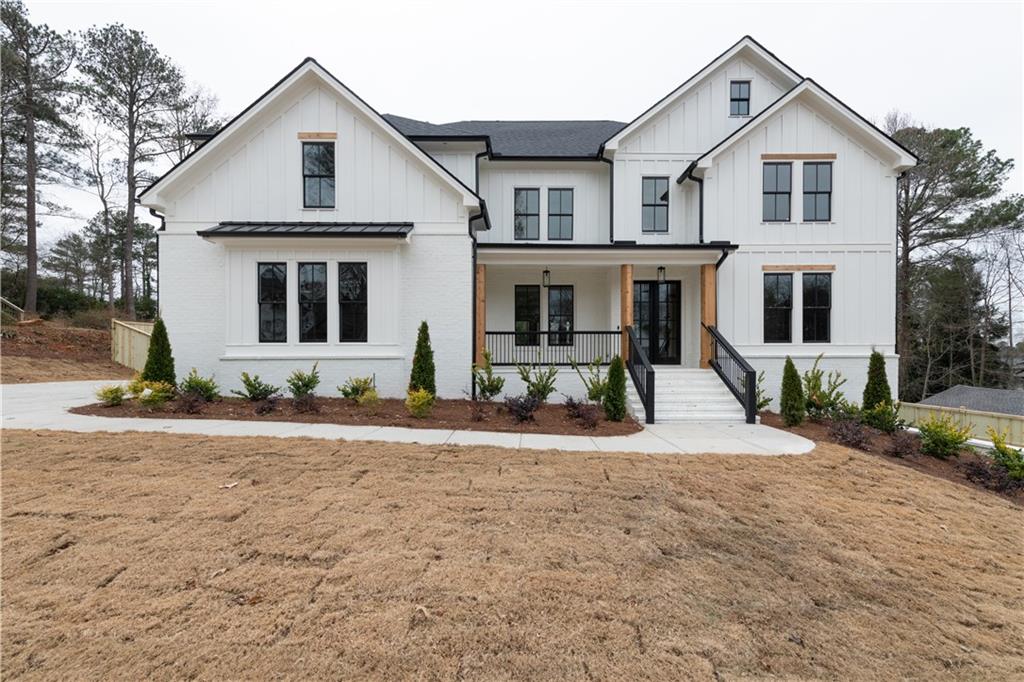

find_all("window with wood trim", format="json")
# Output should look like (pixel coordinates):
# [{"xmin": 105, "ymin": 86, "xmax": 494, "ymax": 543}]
[
  {"xmin": 802, "ymin": 273, "xmax": 831, "ymax": 343},
  {"xmin": 802, "ymin": 162, "xmax": 832, "ymax": 221},
  {"xmin": 338, "ymin": 262, "xmax": 367, "ymax": 342},
  {"xmin": 515, "ymin": 285, "xmax": 540, "ymax": 346},
  {"xmin": 763, "ymin": 273, "xmax": 792, "ymax": 343},
  {"xmin": 302, "ymin": 142, "xmax": 335, "ymax": 208},
  {"xmin": 298, "ymin": 262, "xmax": 327, "ymax": 342},
  {"xmin": 762, "ymin": 162, "xmax": 791, "ymax": 222},
  {"xmin": 514, "ymin": 188, "xmax": 540, "ymax": 240},
  {"xmin": 258, "ymin": 262, "xmax": 287, "ymax": 343},
  {"xmin": 547, "ymin": 188, "xmax": 573, "ymax": 240},
  {"xmin": 641, "ymin": 177, "xmax": 669, "ymax": 233},
  {"xmin": 547, "ymin": 285, "xmax": 574, "ymax": 346},
  {"xmin": 729, "ymin": 80, "xmax": 750, "ymax": 116}
]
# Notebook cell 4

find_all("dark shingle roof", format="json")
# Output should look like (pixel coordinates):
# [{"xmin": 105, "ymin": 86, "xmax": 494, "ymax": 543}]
[
  {"xmin": 384, "ymin": 115, "xmax": 626, "ymax": 158},
  {"xmin": 197, "ymin": 222, "xmax": 413, "ymax": 238},
  {"xmin": 920, "ymin": 385, "xmax": 1024, "ymax": 416}
]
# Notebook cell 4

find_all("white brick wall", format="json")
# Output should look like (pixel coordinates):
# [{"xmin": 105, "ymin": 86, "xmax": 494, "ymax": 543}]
[{"xmin": 752, "ymin": 353, "xmax": 899, "ymax": 410}]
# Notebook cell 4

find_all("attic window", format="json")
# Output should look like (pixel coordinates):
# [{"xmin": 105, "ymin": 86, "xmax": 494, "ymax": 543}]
[
  {"xmin": 302, "ymin": 142, "xmax": 335, "ymax": 208},
  {"xmin": 729, "ymin": 80, "xmax": 750, "ymax": 116}
]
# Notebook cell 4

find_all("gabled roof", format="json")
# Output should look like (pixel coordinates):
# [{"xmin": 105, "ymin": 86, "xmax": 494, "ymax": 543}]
[
  {"xmin": 601, "ymin": 35, "xmax": 803, "ymax": 154},
  {"xmin": 677, "ymin": 79, "xmax": 919, "ymax": 182},
  {"xmin": 920, "ymin": 385, "xmax": 1024, "ymax": 417},
  {"xmin": 138, "ymin": 58, "xmax": 482, "ymax": 212}
]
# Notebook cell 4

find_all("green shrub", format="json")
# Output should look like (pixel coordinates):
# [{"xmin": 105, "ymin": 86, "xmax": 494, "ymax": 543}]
[
  {"xmin": 405, "ymin": 388, "xmax": 434, "ymax": 418},
  {"xmin": 408, "ymin": 321, "xmax": 436, "ymax": 395},
  {"xmin": 602, "ymin": 355, "xmax": 627, "ymax": 422},
  {"xmin": 515, "ymin": 362, "xmax": 558, "ymax": 403},
  {"xmin": 473, "ymin": 349, "xmax": 505, "ymax": 401},
  {"xmin": 917, "ymin": 413, "xmax": 971, "ymax": 459},
  {"xmin": 96, "ymin": 384, "xmax": 126, "ymax": 407},
  {"xmin": 988, "ymin": 428, "xmax": 1024, "ymax": 480},
  {"xmin": 286, "ymin": 363, "xmax": 320, "ymax": 399},
  {"xmin": 126, "ymin": 373, "xmax": 146, "ymax": 397},
  {"xmin": 570, "ymin": 356, "xmax": 608, "ymax": 402},
  {"xmin": 356, "ymin": 387, "xmax": 380, "ymax": 408},
  {"xmin": 179, "ymin": 368, "xmax": 220, "ymax": 402},
  {"xmin": 339, "ymin": 376, "xmax": 375, "ymax": 401},
  {"xmin": 860, "ymin": 401, "xmax": 905, "ymax": 433},
  {"xmin": 862, "ymin": 350, "xmax": 892, "ymax": 410},
  {"xmin": 801, "ymin": 354, "xmax": 847, "ymax": 420},
  {"xmin": 754, "ymin": 370, "xmax": 772, "ymax": 411},
  {"xmin": 141, "ymin": 318, "xmax": 176, "ymax": 385},
  {"xmin": 231, "ymin": 372, "xmax": 281, "ymax": 401},
  {"xmin": 138, "ymin": 381, "xmax": 175, "ymax": 408},
  {"xmin": 780, "ymin": 356, "xmax": 805, "ymax": 426}
]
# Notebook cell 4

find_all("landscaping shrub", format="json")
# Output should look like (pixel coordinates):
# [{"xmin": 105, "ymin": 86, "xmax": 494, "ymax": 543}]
[
  {"xmin": 473, "ymin": 349, "xmax": 505, "ymax": 401},
  {"xmin": 138, "ymin": 381, "xmax": 175, "ymax": 408},
  {"xmin": 917, "ymin": 413, "xmax": 971, "ymax": 459},
  {"xmin": 405, "ymin": 388, "xmax": 435, "ymax": 418},
  {"xmin": 141, "ymin": 318, "xmax": 176, "ymax": 385},
  {"xmin": 564, "ymin": 396, "xmax": 585, "ymax": 420},
  {"xmin": 515, "ymin": 362, "xmax": 558, "ymax": 403},
  {"xmin": 780, "ymin": 356, "xmax": 805, "ymax": 426},
  {"xmin": 231, "ymin": 372, "xmax": 281, "ymax": 401},
  {"xmin": 575, "ymin": 403, "xmax": 600, "ymax": 430},
  {"xmin": 179, "ymin": 368, "xmax": 220, "ymax": 402},
  {"xmin": 602, "ymin": 355, "xmax": 627, "ymax": 422},
  {"xmin": 254, "ymin": 398, "xmax": 277, "ymax": 415},
  {"xmin": 409, "ymin": 321, "xmax": 436, "ymax": 395},
  {"xmin": 95, "ymin": 385, "xmax": 126, "ymax": 407},
  {"xmin": 469, "ymin": 400, "xmax": 487, "ymax": 422},
  {"xmin": 860, "ymin": 401, "xmax": 904, "ymax": 433},
  {"xmin": 126, "ymin": 373, "xmax": 147, "ymax": 396},
  {"xmin": 339, "ymin": 376, "xmax": 375, "ymax": 401},
  {"xmin": 356, "ymin": 388, "xmax": 380, "ymax": 409},
  {"xmin": 829, "ymin": 418, "xmax": 870, "ymax": 450},
  {"xmin": 570, "ymin": 356, "xmax": 608, "ymax": 402},
  {"xmin": 863, "ymin": 350, "xmax": 892, "ymax": 410},
  {"xmin": 175, "ymin": 391, "xmax": 206, "ymax": 415},
  {"xmin": 504, "ymin": 394, "xmax": 540, "ymax": 423},
  {"xmin": 801, "ymin": 354, "xmax": 847, "ymax": 420},
  {"xmin": 287, "ymin": 363, "xmax": 320, "ymax": 398},
  {"xmin": 885, "ymin": 430, "xmax": 920, "ymax": 458},
  {"xmin": 754, "ymin": 370, "xmax": 772, "ymax": 411},
  {"xmin": 988, "ymin": 428, "xmax": 1024, "ymax": 481}
]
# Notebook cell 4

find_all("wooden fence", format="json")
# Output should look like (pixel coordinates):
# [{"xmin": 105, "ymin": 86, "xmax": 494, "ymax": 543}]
[
  {"xmin": 899, "ymin": 402, "xmax": 1024, "ymax": 447},
  {"xmin": 111, "ymin": 320, "xmax": 154, "ymax": 372}
]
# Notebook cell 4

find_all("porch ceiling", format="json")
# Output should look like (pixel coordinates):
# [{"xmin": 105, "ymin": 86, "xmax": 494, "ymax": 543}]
[{"xmin": 476, "ymin": 242, "xmax": 736, "ymax": 266}]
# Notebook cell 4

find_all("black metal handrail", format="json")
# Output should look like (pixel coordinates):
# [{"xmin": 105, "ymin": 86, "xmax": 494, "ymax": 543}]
[
  {"xmin": 485, "ymin": 331, "xmax": 619, "ymax": 367},
  {"xmin": 625, "ymin": 325, "xmax": 655, "ymax": 424},
  {"xmin": 701, "ymin": 323, "xmax": 757, "ymax": 423}
]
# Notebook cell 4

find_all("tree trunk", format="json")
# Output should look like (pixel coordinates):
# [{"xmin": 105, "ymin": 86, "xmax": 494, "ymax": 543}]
[
  {"xmin": 23, "ymin": 62, "xmax": 38, "ymax": 315},
  {"xmin": 896, "ymin": 217, "xmax": 913, "ymax": 400},
  {"xmin": 124, "ymin": 117, "xmax": 137, "ymax": 320}
]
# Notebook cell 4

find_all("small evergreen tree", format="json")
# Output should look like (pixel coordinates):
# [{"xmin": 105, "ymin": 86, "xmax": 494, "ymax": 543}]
[
  {"xmin": 408, "ymin": 321, "xmax": 436, "ymax": 395},
  {"xmin": 141, "ymin": 317, "xmax": 175, "ymax": 385},
  {"xmin": 780, "ymin": 356, "xmax": 805, "ymax": 426},
  {"xmin": 603, "ymin": 355, "xmax": 627, "ymax": 422},
  {"xmin": 862, "ymin": 350, "xmax": 892, "ymax": 410}
]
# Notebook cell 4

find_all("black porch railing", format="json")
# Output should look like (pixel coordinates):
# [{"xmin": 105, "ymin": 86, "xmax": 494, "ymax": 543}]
[
  {"xmin": 625, "ymin": 325, "xmax": 655, "ymax": 424},
  {"xmin": 485, "ymin": 331, "xmax": 620, "ymax": 367},
  {"xmin": 701, "ymin": 323, "xmax": 757, "ymax": 423}
]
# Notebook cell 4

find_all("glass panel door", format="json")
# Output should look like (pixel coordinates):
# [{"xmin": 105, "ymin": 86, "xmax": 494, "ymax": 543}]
[{"xmin": 633, "ymin": 281, "xmax": 681, "ymax": 365}]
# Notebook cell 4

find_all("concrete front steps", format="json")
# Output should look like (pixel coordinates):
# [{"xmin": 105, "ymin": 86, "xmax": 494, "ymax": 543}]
[{"xmin": 626, "ymin": 367, "xmax": 748, "ymax": 423}]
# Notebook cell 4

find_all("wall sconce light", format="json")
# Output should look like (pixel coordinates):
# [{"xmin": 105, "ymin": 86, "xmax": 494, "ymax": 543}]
[
  {"xmin": 542, "ymin": 269, "xmax": 551, "ymax": 287},
  {"xmin": 657, "ymin": 266, "xmax": 666, "ymax": 283}
]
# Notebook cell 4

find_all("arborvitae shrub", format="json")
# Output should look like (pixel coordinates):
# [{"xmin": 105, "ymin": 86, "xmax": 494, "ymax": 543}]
[
  {"xmin": 862, "ymin": 350, "xmax": 892, "ymax": 410},
  {"xmin": 141, "ymin": 318, "xmax": 176, "ymax": 385},
  {"xmin": 602, "ymin": 355, "xmax": 627, "ymax": 422},
  {"xmin": 780, "ymin": 356, "xmax": 805, "ymax": 426},
  {"xmin": 409, "ymin": 321, "xmax": 436, "ymax": 395}
]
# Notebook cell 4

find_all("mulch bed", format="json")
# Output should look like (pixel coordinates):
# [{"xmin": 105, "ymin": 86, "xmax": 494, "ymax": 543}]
[
  {"xmin": 72, "ymin": 396, "xmax": 643, "ymax": 437},
  {"xmin": 761, "ymin": 411, "xmax": 1024, "ymax": 506}
]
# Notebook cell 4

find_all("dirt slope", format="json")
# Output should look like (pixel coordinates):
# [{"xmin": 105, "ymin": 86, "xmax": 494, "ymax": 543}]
[{"xmin": 1, "ymin": 321, "xmax": 132, "ymax": 383}]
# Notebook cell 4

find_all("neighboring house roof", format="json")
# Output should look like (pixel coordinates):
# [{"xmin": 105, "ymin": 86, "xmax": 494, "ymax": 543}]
[
  {"xmin": 197, "ymin": 222, "xmax": 413, "ymax": 238},
  {"xmin": 384, "ymin": 115, "xmax": 626, "ymax": 159},
  {"xmin": 920, "ymin": 385, "xmax": 1024, "ymax": 417}
]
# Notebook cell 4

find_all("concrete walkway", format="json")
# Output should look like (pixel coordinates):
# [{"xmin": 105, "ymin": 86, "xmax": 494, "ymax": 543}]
[{"xmin": 1, "ymin": 380, "xmax": 814, "ymax": 455}]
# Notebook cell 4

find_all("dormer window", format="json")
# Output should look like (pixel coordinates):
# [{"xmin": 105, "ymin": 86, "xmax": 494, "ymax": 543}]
[
  {"xmin": 302, "ymin": 141, "xmax": 335, "ymax": 208},
  {"xmin": 729, "ymin": 80, "xmax": 750, "ymax": 116}
]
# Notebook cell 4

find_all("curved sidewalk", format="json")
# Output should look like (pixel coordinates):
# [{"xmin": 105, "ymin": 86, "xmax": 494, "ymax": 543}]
[{"xmin": 1, "ymin": 380, "xmax": 814, "ymax": 455}]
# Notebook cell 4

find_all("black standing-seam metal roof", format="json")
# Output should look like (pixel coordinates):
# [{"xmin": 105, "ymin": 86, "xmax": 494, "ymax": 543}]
[
  {"xmin": 196, "ymin": 222, "xmax": 414, "ymax": 238},
  {"xmin": 919, "ymin": 385, "xmax": 1024, "ymax": 417}
]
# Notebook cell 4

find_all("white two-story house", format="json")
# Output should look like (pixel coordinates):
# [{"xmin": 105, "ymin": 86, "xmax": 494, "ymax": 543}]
[{"xmin": 139, "ymin": 36, "xmax": 916, "ymax": 424}]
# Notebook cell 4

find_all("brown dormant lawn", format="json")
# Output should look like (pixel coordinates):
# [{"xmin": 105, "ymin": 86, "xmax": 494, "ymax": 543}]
[{"xmin": 2, "ymin": 430, "xmax": 1022, "ymax": 679}]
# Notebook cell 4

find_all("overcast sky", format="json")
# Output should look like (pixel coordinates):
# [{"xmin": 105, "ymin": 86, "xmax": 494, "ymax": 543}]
[{"xmin": 27, "ymin": 0, "xmax": 1024, "ymax": 243}]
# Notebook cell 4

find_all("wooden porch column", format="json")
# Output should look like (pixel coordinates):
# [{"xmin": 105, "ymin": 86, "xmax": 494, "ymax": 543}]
[
  {"xmin": 620, "ymin": 264, "xmax": 633, "ymax": 360},
  {"xmin": 700, "ymin": 264, "xmax": 717, "ymax": 368},
  {"xmin": 475, "ymin": 264, "xmax": 486, "ymax": 366}
]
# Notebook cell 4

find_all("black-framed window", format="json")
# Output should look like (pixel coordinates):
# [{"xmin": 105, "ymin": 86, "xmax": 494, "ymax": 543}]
[
  {"xmin": 302, "ymin": 142, "xmax": 335, "ymax": 208},
  {"xmin": 730, "ymin": 80, "xmax": 751, "ymax": 116},
  {"xmin": 338, "ymin": 262, "xmax": 367, "ymax": 342},
  {"xmin": 641, "ymin": 177, "xmax": 669, "ymax": 233},
  {"xmin": 514, "ymin": 188, "xmax": 540, "ymax": 240},
  {"xmin": 763, "ymin": 163, "xmax": 792, "ymax": 222},
  {"xmin": 514, "ymin": 285, "xmax": 540, "ymax": 346},
  {"xmin": 802, "ymin": 273, "xmax": 832, "ymax": 343},
  {"xmin": 547, "ymin": 188, "xmax": 573, "ymax": 240},
  {"xmin": 298, "ymin": 262, "xmax": 327, "ymax": 342},
  {"xmin": 802, "ymin": 162, "xmax": 832, "ymax": 222},
  {"xmin": 547, "ymin": 285, "xmax": 574, "ymax": 346},
  {"xmin": 763, "ymin": 273, "xmax": 792, "ymax": 343},
  {"xmin": 258, "ymin": 262, "xmax": 287, "ymax": 343}
]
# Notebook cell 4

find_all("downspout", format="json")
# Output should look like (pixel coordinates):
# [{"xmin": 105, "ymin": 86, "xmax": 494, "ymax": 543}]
[
  {"xmin": 148, "ymin": 206, "xmax": 166, "ymax": 316},
  {"xmin": 599, "ymin": 156, "xmax": 614, "ymax": 243}
]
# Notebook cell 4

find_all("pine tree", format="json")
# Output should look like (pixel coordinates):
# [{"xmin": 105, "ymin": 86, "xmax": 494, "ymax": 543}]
[
  {"xmin": 862, "ymin": 350, "xmax": 892, "ymax": 410},
  {"xmin": 780, "ymin": 356, "xmax": 805, "ymax": 426},
  {"xmin": 141, "ymin": 318, "xmax": 176, "ymax": 385},
  {"xmin": 408, "ymin": 321, "xmax": 436, "ymax": 395},
  {"xmin": 603, "ymin": 355, "xmax": 627, "ymax": 422}
]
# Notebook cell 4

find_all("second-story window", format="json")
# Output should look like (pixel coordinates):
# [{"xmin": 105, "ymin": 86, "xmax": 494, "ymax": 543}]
[
  {"xmin": 547, "ymin": 189, "xmax": 573, "ymax": 240},
  {"xmin": 730, "ymin": 80, "xmax": 751, "ymax": 116},
  {"xmin": 803, "ymin": 162, "xmax": 832, "ymax": 222},
  {"xmin": 762, "ymin": 162, "xmax": 791, "ymax": 222},
  {"xmin": 641, "ymin": 177, "xmax": 669, "ymax": 233},
  {"xmin": 302, "ymin": 142, "xmax": 335, "ymax": 208},
  {"xmin": 514, "ymin": 188, "xmax": 540, "ymax": 240}
]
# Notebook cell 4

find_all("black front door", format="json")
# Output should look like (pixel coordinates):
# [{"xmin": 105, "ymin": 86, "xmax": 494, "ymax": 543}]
[{"xmin": 634, "ymin": 280, "xmax": 681, "ymax": 365}]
